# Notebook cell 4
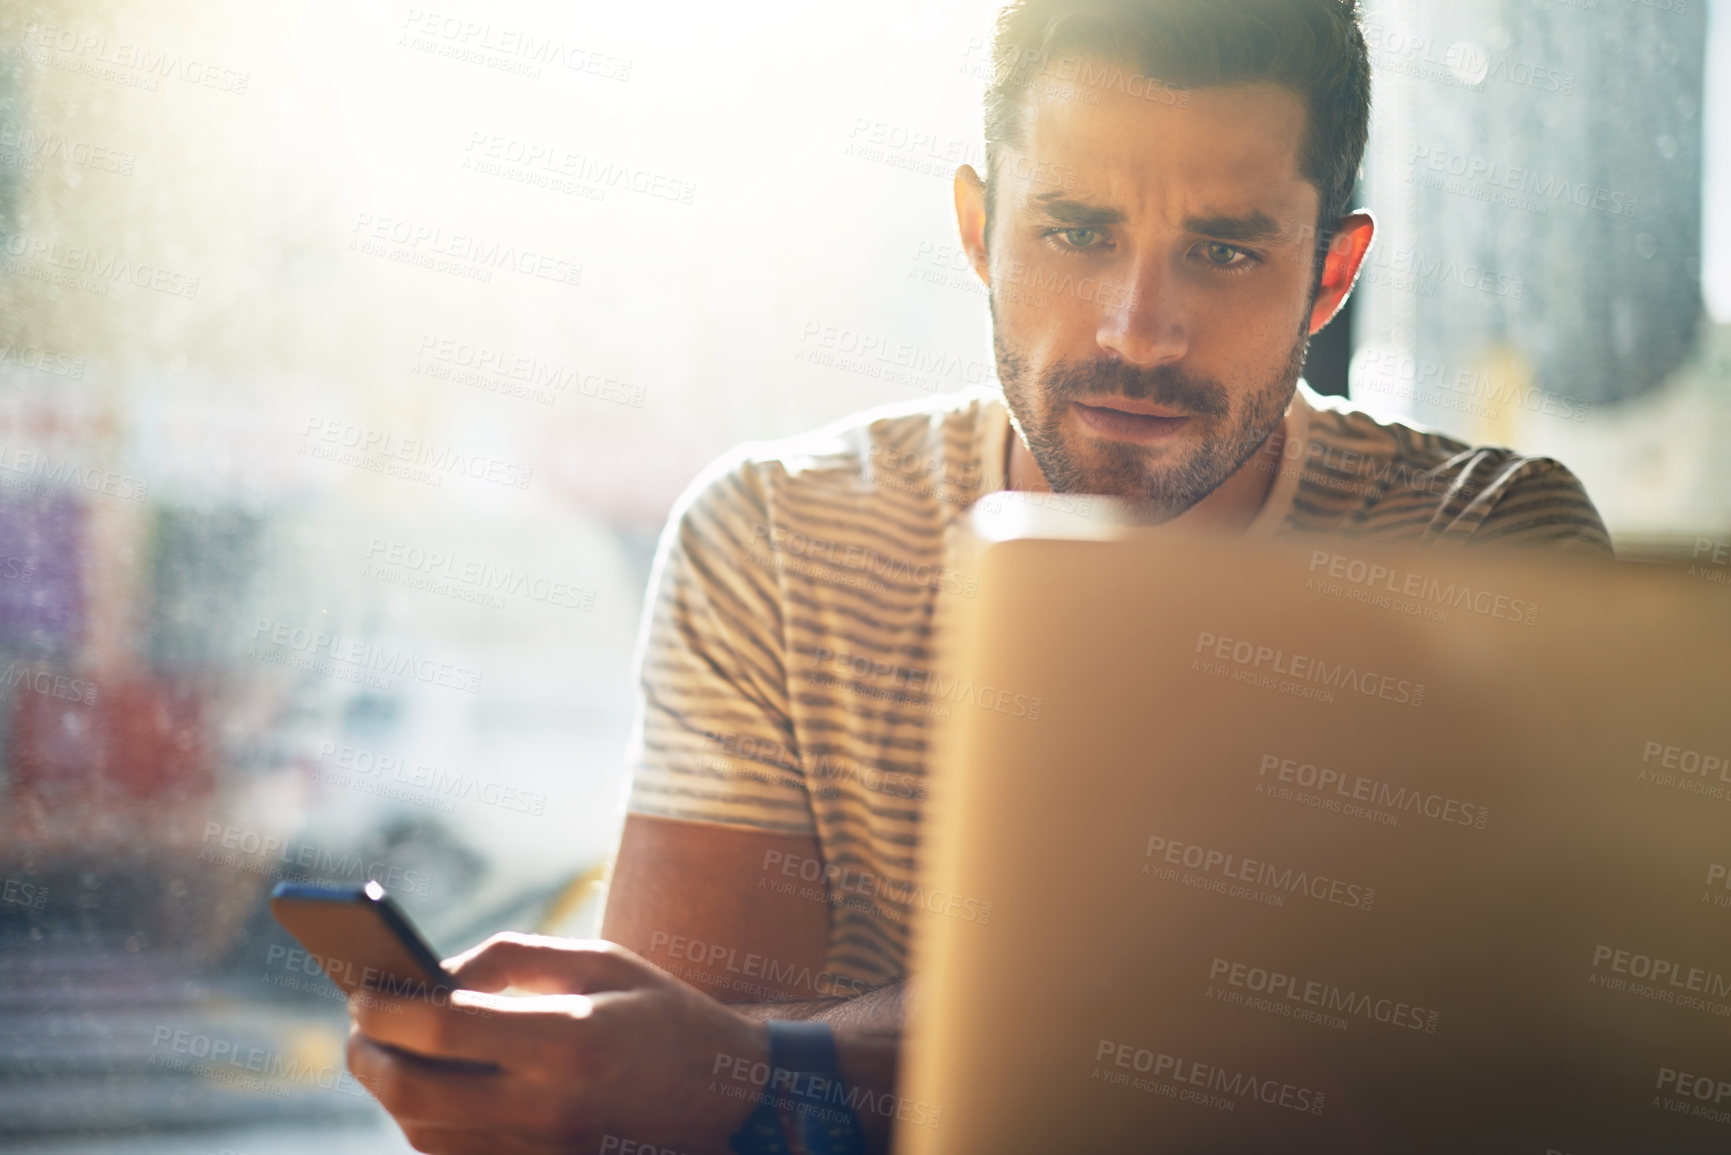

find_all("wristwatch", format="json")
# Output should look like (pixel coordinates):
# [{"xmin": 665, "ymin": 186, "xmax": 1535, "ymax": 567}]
[{"xmin": 728, "ymin": 1019, "xmax": 866, "ymax": 1155}]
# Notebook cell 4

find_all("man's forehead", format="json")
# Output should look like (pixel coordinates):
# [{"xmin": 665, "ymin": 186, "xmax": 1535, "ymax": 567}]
[{"xmin": 1004, "ymin": 75, "xmax": 1319, "ymax": 232}]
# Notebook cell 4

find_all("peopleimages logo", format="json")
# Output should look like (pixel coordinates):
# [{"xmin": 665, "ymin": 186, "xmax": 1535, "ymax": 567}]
[
  {"xmin": 698, "ymin": 730, "xmax": 926, "ymax": 801},
  {"xmin": 793, "ymin": 321, "xmax": 998, "ymax": 389},
  {"xmin": 397, "ymin": 10, "xmax": 633, "ymax": 82},
  {"xmin": 1306, "ymin": 549, "xmax": 1539, "ymax": 627},
  {"xmin": 1693, "ymin": 538, "xmax": 1729, "ymax": 566},
  {"xmin": 751, "ymin": 523, "xmax": 979, "ymax": 598},
  {"xmin": 2, "ymin": 875, "xmax": 48, "ymax": 911},
  {"xmin": 710, "ymin": 1048, "xmax": 942, "ymax": 1129},
  {"xmin": 1256, "ymin": 753, "xmax": 1491, "ymax": 831},
  {"xmin": 0, "ymin": 661, "xmax": 98, "ymax": 705},
  {"xmin": 347, "ymin": 212, "xmax": 583, "ymax": 288},
  {"xmin": 0, "ymin": 443, "xmax": 150, "ymax": 503},
  {"xmin": 301, "ymin": 417, "xmax": 534, "ymax": 490},
  {"xmin": 599, "ymin": 1139, "xmax": 685, "ymax": 1155},
  {"xmin": 1689, "ymin": 538, "xmax": 1730, "ymax": 588},
  {"xmin": 1409, "ymin": 145, "xmax": 1640, "ymax": 219},
  {"xmin": 1144, "ymin": 835, "xmax": 1376, "ymax": 911},
  {"xmin": 1351, "ymin": 346, "xmax": 1588, "ymax": 423},
  {"xmin": 1637, "ymin": 739, "xmax": 1731, "ymax": 803},
  {"xmin": 0, "ymin": 338, "xmax": 87, "ymax": 378},
  {"xmin": 0, "ymin": 125, "xmax": 135, "ymax": 179},
  {"xmin": 0, "ymin": 230, "xmax": 200, "ymax": 297},
  {"xmin": 198, "ymin": 822, "xmax": 433, "ymax": 897},
  {"xmin": 413, "ymin": 335, "xmax": 646, "ymax": 409},
  {"xmin": 149, "ymin": 1029, "xmax": 345, "ymax": 1099},
  {"xmin": 21, "ymin": 21, "xmax": 251, "ymax": 94},
  {"xmin": 1092, "ymin": 1039, "xmax": 1326, "ymax": 1115},
  {"xmin": 1588, "ymin": 944, "xmax": 1731, "ymax": 1014},
  {"xmin": 1364, "ymin": 242, "xmax": 1524, "ymax": 300},
  {"xmin": 1706, "ymin": 864, "xmax": 1731, "ymax": 910},
  {"xmin": 462, "ymin": 132, "xmax": 695, "ymax": 205},
  {"xmin": 760, "ymin": 850, "xmax": 992, "ymax": 924},
  {"xmin": 1655, "ymin": 1066, "xmax": 1731, "ymax": 1112},
  {"xmin": 314, "ymin": 741, "xmax": 547, "ymax": 816},
  {"xmin": 1361, "ymin": 23, "xmax": 1575, "ymax": 97},
  {"xmin": 807, "ymin": 644, "xmax": 1040, "ymax": 720},
  {"xmin": 1193, "ymin": 630, "xmax": 1426, "ymax": 708},
  {"xmin": 249, "ymin": 617, "xmax": 484, "ymax": 694},
  {"xmin": 646, "ymin": 931, "xmax": 869, "ymax": 1001},
  {"xmin": 363, "ymin": 537, "xmax": 595, "ymax": 611},
  {"xmin": 1207, "ymin": 957, "xmax": 1440, "ymax": 1034}
]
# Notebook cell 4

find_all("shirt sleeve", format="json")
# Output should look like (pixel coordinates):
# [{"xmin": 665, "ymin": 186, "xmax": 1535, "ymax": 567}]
[
  {"xmin": 623, "ymin": 455, "xmax": 818, "ymax": 835},
  {"xmin": 1461, "ymin": 457, "xmax": 1615, "ymax": 557}
]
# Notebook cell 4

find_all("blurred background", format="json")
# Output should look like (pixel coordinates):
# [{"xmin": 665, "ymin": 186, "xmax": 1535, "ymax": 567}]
[{"xmin": 0, "ymin": 0, "xmax": 1724, "ymax": 1149}]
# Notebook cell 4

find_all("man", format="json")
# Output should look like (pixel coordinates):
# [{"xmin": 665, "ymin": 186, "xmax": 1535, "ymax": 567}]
[{"xmin": 344, "ymin": 1, "xmax": 1611, "ymax": 1151}]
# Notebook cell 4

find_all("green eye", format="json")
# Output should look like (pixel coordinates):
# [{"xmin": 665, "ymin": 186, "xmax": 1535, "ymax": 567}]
[
  {"xmin": 1061, "ymin": 228, "xmax": 1100, "ymax": 248},
  {"xmin": 1203, "ymin": 242, "xmax": 1247, "ymax": 266}
]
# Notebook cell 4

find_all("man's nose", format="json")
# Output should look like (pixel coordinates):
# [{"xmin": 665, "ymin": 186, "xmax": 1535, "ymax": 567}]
[{"xmin": 1095, "ymin": 258, "xmax": 1189, "ymax": 368}]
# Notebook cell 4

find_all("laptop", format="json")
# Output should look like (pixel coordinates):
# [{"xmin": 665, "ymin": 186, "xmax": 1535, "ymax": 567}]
[{"xmin": 896, "ymin": 495, "xmax": 1731, "ymax": 1154}]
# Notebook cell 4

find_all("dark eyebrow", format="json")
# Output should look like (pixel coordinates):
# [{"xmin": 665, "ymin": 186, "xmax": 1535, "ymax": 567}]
[
  {"xmin": 1030, "ymin": 193, "xmax": 1126, "ymax": 228},
  {"xmin": 1181, "ymin": 210, "xmax": 1283, "ymax": 244},
  {"xmin": 1032, "ymin": 198, "xmax": 1289, "ymax": 244}
]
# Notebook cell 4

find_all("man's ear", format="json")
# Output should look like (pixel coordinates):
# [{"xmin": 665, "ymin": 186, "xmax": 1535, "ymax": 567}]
[
  {"xmin": 1308, "ymin": 210, "xmax": 1376, "ymax": 336},
  {"xmin": 954, "ymin": 164, "xmax": 990, "ymax": 286}
]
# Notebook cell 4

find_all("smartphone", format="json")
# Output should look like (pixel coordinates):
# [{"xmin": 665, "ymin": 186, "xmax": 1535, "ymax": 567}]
[{"xmin": 268, "ymin": 879, "xmax": 455, "ymax": 1000}]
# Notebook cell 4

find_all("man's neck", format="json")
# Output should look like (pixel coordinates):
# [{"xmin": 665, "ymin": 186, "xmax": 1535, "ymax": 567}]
[{"xmin": 1004, "ymin": 409, "xmax": 1288, "ymax": 533}]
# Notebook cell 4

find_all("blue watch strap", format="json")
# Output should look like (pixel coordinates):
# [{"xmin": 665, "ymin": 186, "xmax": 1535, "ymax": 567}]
[
  {"xmin": 769, "ymin": 1020, "xmax": 841, "ymax": 1086},
  {"xmin": 728, "ymin": 1019, "xmax": 865, "ymax": 1155}
]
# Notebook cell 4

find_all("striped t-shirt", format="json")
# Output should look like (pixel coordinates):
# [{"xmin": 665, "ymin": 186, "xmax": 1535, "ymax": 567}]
[{"xmin": 624, "ymin": 382, "xmax": 1611, "ymax": 987}]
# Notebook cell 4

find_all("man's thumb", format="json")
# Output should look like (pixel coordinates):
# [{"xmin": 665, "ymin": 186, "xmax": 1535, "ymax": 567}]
[{"xmin": 445, "ymin": 933, "xmax": 648, "ymax": 995}]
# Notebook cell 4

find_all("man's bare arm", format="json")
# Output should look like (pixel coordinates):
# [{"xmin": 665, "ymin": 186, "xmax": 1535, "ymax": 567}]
[
  {"xmin": 604, "ymin": 814, "xmax": 907, "ymax": 1151},
  {"xmin": 603, "ymin": 813, "xmax": 833, "ymax": 995}
]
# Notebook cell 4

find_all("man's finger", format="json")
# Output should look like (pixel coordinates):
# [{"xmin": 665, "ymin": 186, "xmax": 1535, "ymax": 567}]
[
  {"xmin": 346, "ymin": 1028, "xmax": 519, "ymax": 1128},
  {"xmin": 443, "ymin": 933, "xmax": 652, "ymax": 995},
  {"xmin": 351, "ymin": 986, "xmax": 576, "ymax": 1067}
]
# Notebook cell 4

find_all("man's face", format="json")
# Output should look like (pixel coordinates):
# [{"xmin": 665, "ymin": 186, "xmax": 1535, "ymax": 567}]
[{"xmin": 984, "ymin": 69, "xmax": 1324, "ymax": 521}]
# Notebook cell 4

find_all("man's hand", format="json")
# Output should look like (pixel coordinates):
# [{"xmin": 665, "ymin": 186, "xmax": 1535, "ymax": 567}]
[
  {"xmin": 347, "ymin": 932, "xmax": 769, "ymax": 1155},
  {"xmin": 598, "ymin": 814, "xmax": 907, "ymax": 1153}
]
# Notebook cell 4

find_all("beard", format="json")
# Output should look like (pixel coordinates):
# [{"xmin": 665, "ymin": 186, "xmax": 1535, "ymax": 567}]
[{"xmin": 991, "ymin": 305, "xmax": 1309, "ymax": 524}]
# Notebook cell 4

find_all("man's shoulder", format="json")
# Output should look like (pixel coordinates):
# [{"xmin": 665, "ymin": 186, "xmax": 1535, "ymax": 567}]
[
  {"xmin": 673, "ymin": 387, "xmax": 1003, "ymax": 523},
  {"xmin": 1289, "ymin": 384, "xmax": 1611, "ymax": 551},
  {"xmin": 1297, "ymin": 384, "xmax": 1503, "ymax": 491}
]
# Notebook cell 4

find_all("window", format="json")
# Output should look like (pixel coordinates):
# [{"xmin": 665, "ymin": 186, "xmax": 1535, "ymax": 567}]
[{"xmin": 1, "ymin": 1, "xmax": 1723, "ymax": 1148}]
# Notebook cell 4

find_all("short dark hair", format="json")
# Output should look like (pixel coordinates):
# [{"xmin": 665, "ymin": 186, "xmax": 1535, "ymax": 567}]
[{"xmin": 983, "ymin": 0, "xmax": 1370, "ymax": 261}]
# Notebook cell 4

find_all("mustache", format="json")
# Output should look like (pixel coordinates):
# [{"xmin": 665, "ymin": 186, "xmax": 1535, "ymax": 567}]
[{"xmin": 1041, "ymin": 358, "xmax": 1231, "ymax": 419}]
